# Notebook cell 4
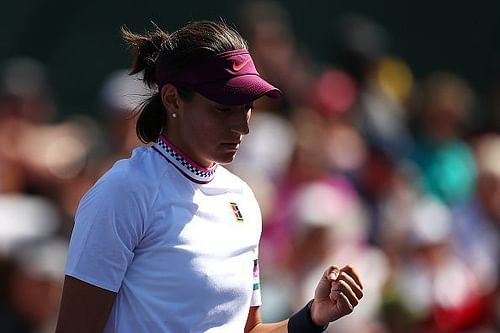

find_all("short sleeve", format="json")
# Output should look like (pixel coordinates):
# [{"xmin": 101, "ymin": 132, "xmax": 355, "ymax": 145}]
[
  {"xmin": 65, "ymin": 171, "xmax": 148, "ymax": 292},
  {"xmin": 242, "ymin": 180, "xmax": 263, "ymax": 307},
  {"xmin": 251, "ymin": 257, "xmax": 262, "ymax": 306}
]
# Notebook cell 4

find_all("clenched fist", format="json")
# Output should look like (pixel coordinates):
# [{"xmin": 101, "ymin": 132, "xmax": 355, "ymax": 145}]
[{"xmin": 310, "ymin": 265, "xmax": 364, "ymax": 327}]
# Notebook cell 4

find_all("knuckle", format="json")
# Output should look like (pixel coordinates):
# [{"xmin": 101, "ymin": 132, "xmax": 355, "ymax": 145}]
[
  {"xmin": 329, "ymin": 265, "xmax": 340, "ymax": 275},
  {"xmin": 343, "ymin": 302, "xmax": 354, "ymax": 313}
]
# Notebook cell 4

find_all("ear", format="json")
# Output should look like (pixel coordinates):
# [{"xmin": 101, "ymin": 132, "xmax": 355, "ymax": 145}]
[{"xmin": 160, "ymin": 84, "xmax": 183, "ymax": 116}]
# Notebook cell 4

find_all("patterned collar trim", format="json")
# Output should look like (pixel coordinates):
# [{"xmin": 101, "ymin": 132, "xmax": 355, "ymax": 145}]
[{"xmin": 154, "ymin": 135, "xmax": 217, "ymax": 184}]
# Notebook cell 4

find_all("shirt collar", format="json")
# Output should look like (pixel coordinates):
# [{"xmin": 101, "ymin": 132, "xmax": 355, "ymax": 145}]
[{"xmin": 154, "ymin": 135, "xmax": 217, "ymax": 184}]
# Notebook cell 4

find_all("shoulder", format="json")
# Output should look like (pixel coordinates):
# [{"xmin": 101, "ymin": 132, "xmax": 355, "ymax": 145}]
[{"xmin": 82, "ymin": 147, "xmax": 173, "ymax": 208}]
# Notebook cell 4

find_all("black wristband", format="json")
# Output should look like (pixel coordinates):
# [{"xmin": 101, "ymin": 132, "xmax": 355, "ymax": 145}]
[{"xmin": 288, "ymin": 300, "xmax": 328, "ymax": 333}]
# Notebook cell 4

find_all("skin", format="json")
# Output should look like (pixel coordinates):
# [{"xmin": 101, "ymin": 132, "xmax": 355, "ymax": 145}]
[
  {"xmin": 160, "ymin": 84, "xmax": 252, "ymax": 168},
  {"xmin": 55, "ymin": 85, "xmax": 364, "ymax": 332},
  {"xmin": 246, "ymin": 265, "xmax": 363, "ymax": 332}
]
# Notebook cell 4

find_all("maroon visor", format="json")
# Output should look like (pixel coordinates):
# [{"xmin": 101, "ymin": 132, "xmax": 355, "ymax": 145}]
[{"xmin": 156, "ymin": 49, "xmax": 282, "ymax": 105}]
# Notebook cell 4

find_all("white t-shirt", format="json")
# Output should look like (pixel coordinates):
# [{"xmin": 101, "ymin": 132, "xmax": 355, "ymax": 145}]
[{"xmin": 65, "ymin": 136, "xmax": 262, "ymax": 333}]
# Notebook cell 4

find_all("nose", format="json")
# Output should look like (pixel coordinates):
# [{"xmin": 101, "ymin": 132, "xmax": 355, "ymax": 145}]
[{"xmin": 231, "ymin": 107, "xmax": 251, "ymax": 135}]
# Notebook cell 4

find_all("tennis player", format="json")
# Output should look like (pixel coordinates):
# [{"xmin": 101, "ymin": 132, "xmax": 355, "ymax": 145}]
[{"xmin": 55, "ymin": 20, "xmax": 363, "ymax": 333}]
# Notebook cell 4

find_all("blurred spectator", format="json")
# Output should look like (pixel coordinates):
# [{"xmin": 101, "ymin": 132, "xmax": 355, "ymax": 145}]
[
  {"xmin": 387, "ymin": 198, "xmax": 484, "ymax": 332},
  {"xmin": 0, "ymin": 57, "xmax": 98, "ymax": 200},
  {"xmin": 308, "ymin": 68, "xmax": 369, "ymax": 177},
  {"xmin": 332, "ymin": 14, "xmax": 414, "ymax": 160},
  {"xmin": 309, "ymin": 69, "xmax": 358, "ymax": 117},
  {"xmin": 239, "ymin": 0, "xmax": 314, "ymax": 109},
  {"xmin": 411, "ymin": 72, "xmax": 477, "ymax": 205},
  {"xmin": 0, "ymin": 57, "xmax": 56, "ymax": 123},
  {"xmin": 451, "ymin": 134, "xmax": 500, "ymax": 330},
  {"xmin": 290, "ymin": 180, "xmax": 389, "ymax": 333},
  {"xmin": 0, "ymin": 58, "xmax": 94, "ymax": 332},
  {"xmin": 0, "ymin": 191, "xmax": 65, "ymax": 333},
  {"xmin": 255, "ymin": 101, "xmax": 386, "ymax": 330},
  {"xmin": 452, "ymin": 134, "xmax": 500, "ymax": 289},
  {"xmin": 366, "ymin": 154, "xmax": 423, "ymax": 258},
  {"xmin": 0, "ymin": 57, "xmax": 54, "ymax": 195},
  {"xmin": 99, "ymin": 69, "xmax": 151, "ymax": 163},
  {"xmin": 1, "ymin": 238, "xmax": 67, "ymax": 333},
  {"xmin": 0, "ymin": 195, "xmax": 59, "ymax": 255}
]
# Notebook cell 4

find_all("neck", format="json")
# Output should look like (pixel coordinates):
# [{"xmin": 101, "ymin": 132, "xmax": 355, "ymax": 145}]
[
  {"xmin": 159, "ymin": 134, "xmax": 214, "ymax": 169},
  {"xmin": 154, "ymin": 135, "xmax": 218, "ymax": 184}
]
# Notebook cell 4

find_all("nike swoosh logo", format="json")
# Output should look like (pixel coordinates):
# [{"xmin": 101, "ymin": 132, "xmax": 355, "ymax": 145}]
[{"xmin": 232, "ymin": 59, "xmax": 251, "ymax": 71}]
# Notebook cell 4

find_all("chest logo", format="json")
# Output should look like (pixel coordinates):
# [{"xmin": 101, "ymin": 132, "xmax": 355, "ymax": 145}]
[{"xmin": 229, "ymin": 202, "xmax": 244, "ymax": 222}]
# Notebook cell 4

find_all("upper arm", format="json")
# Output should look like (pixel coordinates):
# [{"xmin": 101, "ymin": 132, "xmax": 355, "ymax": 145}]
[
  {"xmin": 56, "ymin": 275, "xmax": 117, "ymax": 333},
  {"xmin": 65, "ymin": 172, "xmax": 147, "ymax": 292}
]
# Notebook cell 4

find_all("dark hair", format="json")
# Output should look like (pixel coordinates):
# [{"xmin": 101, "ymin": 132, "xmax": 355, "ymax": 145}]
[{"xmin": 122, "ymin": 21, "xmax": 248, "ymax": 143}]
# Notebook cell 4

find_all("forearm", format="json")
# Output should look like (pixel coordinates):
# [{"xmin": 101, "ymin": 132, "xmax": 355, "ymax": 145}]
[
  {"xmin": 248, "ymin": 316, "xmax": 329, "ymax": 333},
  {"xmin": 248, "ymin": 320, "xmax": 288, "ymax": 333},
  {"xmin": 245, "ymin": 300, "xmax": 329, "ymax": 333},
  {"xmin": 245, "ymin": 265, "xmax": 363, "ymax": 333}
]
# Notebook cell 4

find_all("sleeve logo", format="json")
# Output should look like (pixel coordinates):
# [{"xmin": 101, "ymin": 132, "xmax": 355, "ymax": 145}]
[{"xmin": 229, "ymin": 202, "xmax": 244, "ymax": 222}]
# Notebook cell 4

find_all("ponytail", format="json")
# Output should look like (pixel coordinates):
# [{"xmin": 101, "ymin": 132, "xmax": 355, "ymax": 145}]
[
  {"xmin": 121, "ymin": 24, "xmax": 170, "ymax": 89},
  {"xmin": 135, "ymin": 94, "xmax": 165, "ymax": 143},
  {"xmin": 122, "ymin": 24, "xmax": 170, "ymax": 143}
]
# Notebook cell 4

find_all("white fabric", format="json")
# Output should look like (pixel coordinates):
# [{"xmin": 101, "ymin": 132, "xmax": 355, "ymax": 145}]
[{"xmin": 65, "ymin": 145, "xmax": 262, "ymax": 333}]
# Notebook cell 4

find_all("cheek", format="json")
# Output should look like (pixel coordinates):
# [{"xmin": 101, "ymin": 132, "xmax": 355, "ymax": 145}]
[{"xmin": 186, "ymin": 115, "xmax": 221, "ymax": 146}]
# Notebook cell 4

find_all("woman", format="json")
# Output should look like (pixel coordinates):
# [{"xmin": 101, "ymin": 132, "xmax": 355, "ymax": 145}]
[{"xmin": 55, "ymin": 21, "xmax": 363, "ymax": 333}]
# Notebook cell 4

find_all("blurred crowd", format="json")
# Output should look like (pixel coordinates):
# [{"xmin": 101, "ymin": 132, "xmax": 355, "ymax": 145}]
[{"xmin": 1, "ymin": 2, "xmax": 499, "ymax": 332}]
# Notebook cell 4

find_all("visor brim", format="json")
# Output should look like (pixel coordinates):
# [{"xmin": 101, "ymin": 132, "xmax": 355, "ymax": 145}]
[{"xmin": 193, "ymin": 74, "xmax": 282, "ymax": 106}]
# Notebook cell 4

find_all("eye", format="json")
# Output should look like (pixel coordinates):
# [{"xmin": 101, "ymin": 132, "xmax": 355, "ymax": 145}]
[
  {"xmin": 214, "ymin": 104, "xmax": 253, "ymax": 113},
  {"xmin": 215, "ymin": 103, "xmax": 232, "ymax": 112}
]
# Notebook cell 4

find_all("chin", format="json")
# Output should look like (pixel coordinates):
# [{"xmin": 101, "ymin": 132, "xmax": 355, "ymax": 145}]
[{"xmin": 213, "ymin": 152, "xmax": 238, "ymax": 165}]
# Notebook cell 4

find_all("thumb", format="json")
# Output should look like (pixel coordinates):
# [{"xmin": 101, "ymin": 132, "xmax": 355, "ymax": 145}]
[
  {"xmin": 316, "ymin": 266, "xmax": 340, "ymax": 300},
  {"xmin": 326, "ymin": 266, "xmax": 340, "ymax": 281}
]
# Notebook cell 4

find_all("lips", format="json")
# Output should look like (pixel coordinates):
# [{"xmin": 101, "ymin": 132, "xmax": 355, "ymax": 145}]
[{"xmin": 221, "ymin": 141, "xmax": 241, "ymax": 150}]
